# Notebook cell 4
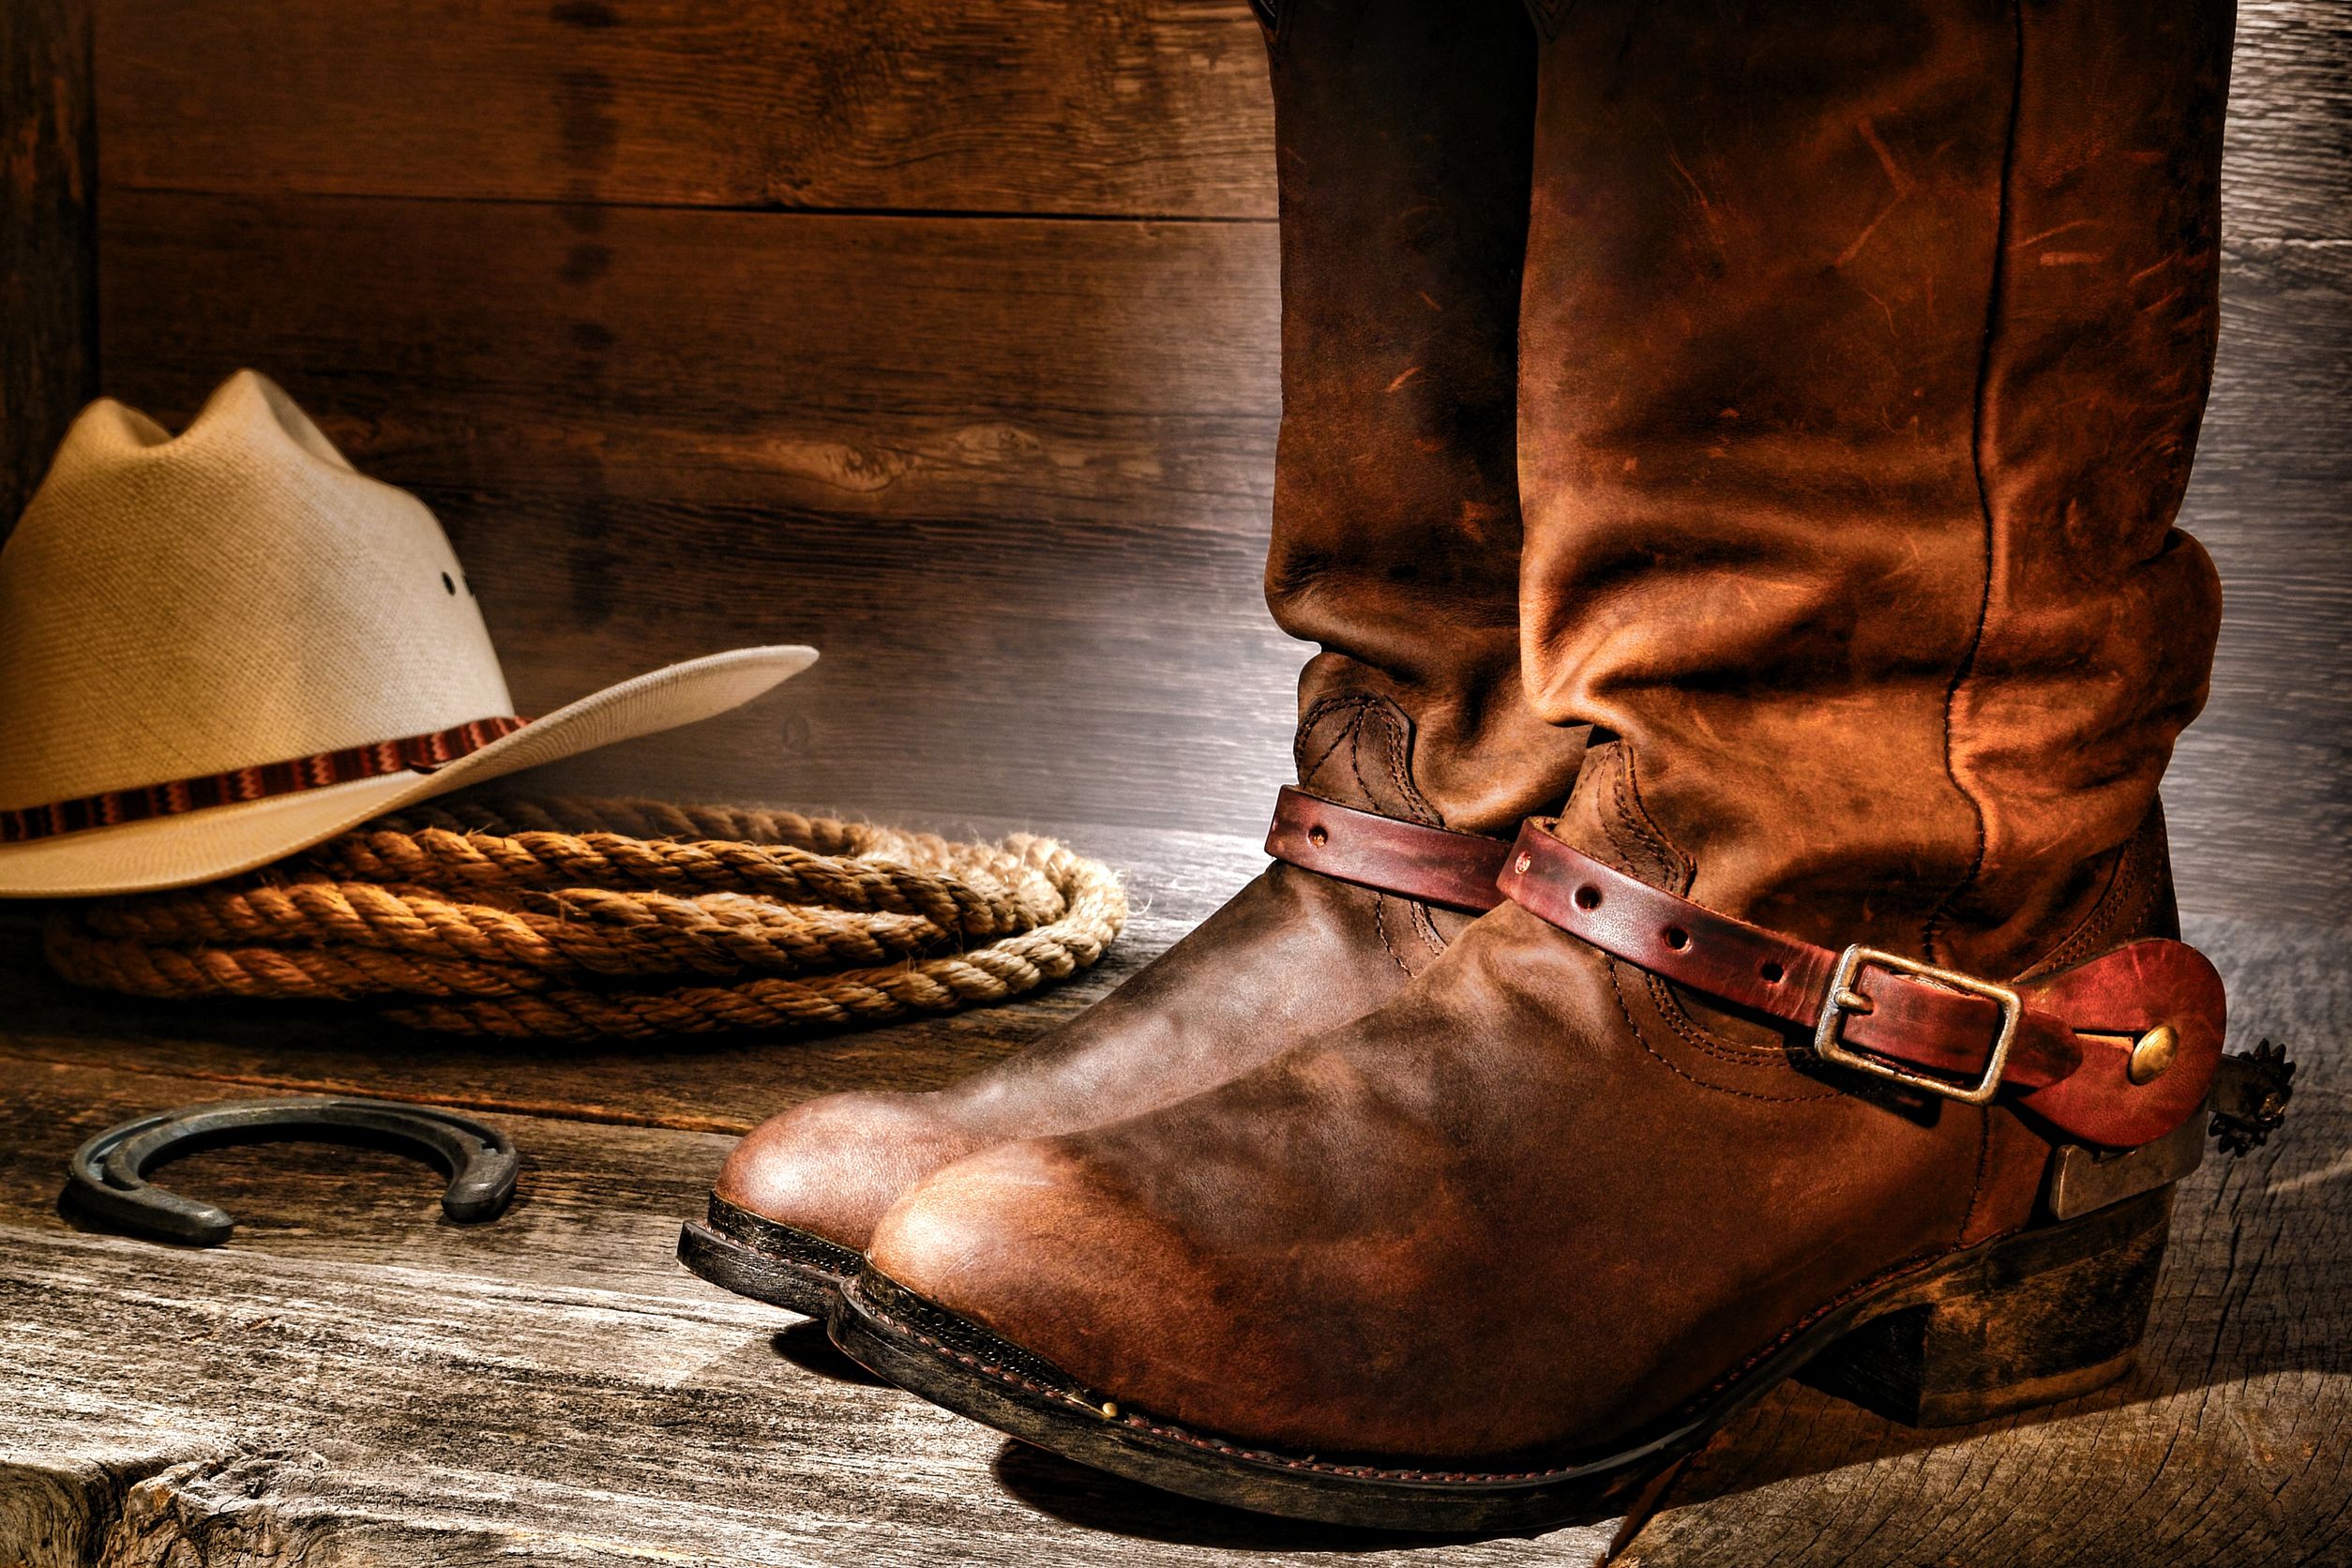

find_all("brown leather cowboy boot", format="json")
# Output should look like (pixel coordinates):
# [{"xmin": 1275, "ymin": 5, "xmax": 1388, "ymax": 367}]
[
  {"xmin": 679, "ymin": 0, "xmax": 1583, "ymax": 1315},
  {"xmin": 834, "ymin": 0, "xmax": 2287, "ymax": 1530}
]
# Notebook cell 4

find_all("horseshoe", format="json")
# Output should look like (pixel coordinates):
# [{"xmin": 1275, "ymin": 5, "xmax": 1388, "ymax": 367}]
[{"xmin": 61, "ymin": 1095, "xmax": 520, "ymax": 1246}]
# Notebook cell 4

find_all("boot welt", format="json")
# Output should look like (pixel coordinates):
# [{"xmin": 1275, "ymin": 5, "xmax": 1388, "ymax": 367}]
[
  {"xmin": 675, "ymin": 1193, "xmax": 861, "ymax": 1318},
  {"xmin": 827, "ymin": 1185, "xmax": 2173, "ymax": 1532}
]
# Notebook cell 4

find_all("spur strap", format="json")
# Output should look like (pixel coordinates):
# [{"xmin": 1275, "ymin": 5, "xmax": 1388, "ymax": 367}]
[
  {"xmin": 1265, "ymin": 786, "xmax": 1510, "ymax": 914},
  {"xmin": 1498, "ymin": 819, "xmax": 2224, "ymax": 1150}
]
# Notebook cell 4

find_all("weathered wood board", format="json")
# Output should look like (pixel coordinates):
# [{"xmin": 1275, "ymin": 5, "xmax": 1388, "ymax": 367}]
[
  {"xmin": 91, "ymin": 188, "xmax": 1299, "ymax": 841},
  {"xmin": 0, "ymin": 829, "xmax": 2344, "ymax": 1567},
  {"xmin": 0, "ymin": 0, "xmax": 97, "ymax": 527},
  {"xmin": 91, "ymin": 0, "xmax": 1279, "ymax": 219}
]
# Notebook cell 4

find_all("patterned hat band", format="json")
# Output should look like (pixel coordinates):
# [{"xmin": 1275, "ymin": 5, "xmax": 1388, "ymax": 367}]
[{"xmin": 0, "ymin": 716, "xmax": 529, "ymax": 847}]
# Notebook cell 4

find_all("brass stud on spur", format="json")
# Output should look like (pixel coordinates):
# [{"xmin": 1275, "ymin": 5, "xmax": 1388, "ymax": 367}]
[{"xmin": 2128, "ymin": 1023, "xmax": 2179, "ymax": 1086}]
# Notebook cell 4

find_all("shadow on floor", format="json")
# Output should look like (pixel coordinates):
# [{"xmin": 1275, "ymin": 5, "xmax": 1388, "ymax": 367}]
[
  {"xmin": 770, "ymin": 1319, "xmax": 890, "ymax": 1387},
  {"xmin": 989, "ymin": 1439, "xmax": 1519, "ymax": 1554}
]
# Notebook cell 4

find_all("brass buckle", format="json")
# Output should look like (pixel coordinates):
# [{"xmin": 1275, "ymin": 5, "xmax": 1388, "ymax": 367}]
[{"xmin": 1811, "ymin": 944, "xmax": 2021, "ymax": 1107}]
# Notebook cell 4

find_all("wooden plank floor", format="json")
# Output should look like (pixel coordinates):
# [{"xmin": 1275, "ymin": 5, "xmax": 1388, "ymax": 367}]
[{"xmin": 1, "ymin": 825, "xmax": 2344, "ymax": 1566}]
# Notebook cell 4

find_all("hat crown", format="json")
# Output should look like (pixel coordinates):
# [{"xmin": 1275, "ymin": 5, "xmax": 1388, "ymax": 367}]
[{"xmin": 0, "ymin": 371, "xmax": 513, "ymax": 811}]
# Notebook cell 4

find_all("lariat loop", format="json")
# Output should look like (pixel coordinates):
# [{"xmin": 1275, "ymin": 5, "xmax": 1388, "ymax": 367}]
[{"xmin": 45, "ymin": 793, "xmax": 1127, "ymax": 1041}]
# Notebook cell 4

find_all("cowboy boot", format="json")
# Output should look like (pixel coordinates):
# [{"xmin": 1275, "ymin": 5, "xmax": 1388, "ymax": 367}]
[
  {"xmin": 679, "ymin": 0, "xmax": 1584, "ymax": 1315},
  {"xmin": 836, "ymin": 0, "xmax": 2279, "ymax": 1530}
]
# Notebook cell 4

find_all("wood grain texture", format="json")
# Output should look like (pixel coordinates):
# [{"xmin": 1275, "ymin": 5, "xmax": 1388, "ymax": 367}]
[
  {"xmin": 0, "ymin": 1235, "xmax": 1621, "ymax": 1567},
  {"xmin": 0, "ymin": 862, "xmax": 2341, "ymax": 1564},
  {"xmin": 94, "ymin": 190, "xmax": 1282, "ymax": 519},
  {"xmin": 95, "ymin": 189, "xmax": 1300, "ymax": 834},
  {"xmin": 0, "ymin": 0, "xmax": 97, "ymax": 535},
  {"xmin": 88, "ymin": 0, "xmax": 2332, "ymax": 236},
  {"xmin": 2221, "ymin": 0, "xmax": 2352, "ymax": 240},
  {"xmin": 2168, "ymin": 234, "xmax": 2352, "ymax": 925},
  {"xmin": 90, "ymin": 0, "xmax": 1278, "ymax": 219}
]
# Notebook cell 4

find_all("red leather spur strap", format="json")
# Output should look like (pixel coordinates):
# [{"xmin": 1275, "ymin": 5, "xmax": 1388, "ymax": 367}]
[
  {"xmin": 1265, "ymin": 786, "xmax": 1510, "ymax": 914},
  {"xmin": 1498, "ymin": 819, "xmax": 2225, "ymax": 1149}
]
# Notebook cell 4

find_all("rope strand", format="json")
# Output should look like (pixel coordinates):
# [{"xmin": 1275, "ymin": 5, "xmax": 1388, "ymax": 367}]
[{"xmin": 45, "ymin": 795, "xmax": 1126, "ymax": 1040}]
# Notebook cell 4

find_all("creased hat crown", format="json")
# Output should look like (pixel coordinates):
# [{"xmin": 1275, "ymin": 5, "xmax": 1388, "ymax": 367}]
[{"xmin": 0, "ymin": 371, "xmax": 514, "ymax": 811}]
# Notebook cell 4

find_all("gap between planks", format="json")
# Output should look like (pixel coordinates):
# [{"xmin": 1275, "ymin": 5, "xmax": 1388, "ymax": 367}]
[{"xmin": 0, "ymin": 1045, "xmax": 761, "ymax": 1136}]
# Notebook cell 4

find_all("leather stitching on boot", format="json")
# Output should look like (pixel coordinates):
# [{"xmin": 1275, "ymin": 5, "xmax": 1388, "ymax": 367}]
[
  {"xmin": 1374, "ymin": 710, "xmax": 1441, "ymax": 828},
  {"xmin": 1294, "ymin": 700, "xmax": 1359, "ymax": 784},
  {"xmin": 1361, "ymin": 699, "xmax": 1442, "ymax": 827},
  {"xmin": 2019, "ymin": 819, "xmax": 2165, "ymax": 980},
  {"xmin": 1606, "ymin": 958, "xmax": 1838, "ymax": 1104},
  {"xmin": 1594, "ymin": 746, "xmax": 1802, "ymax": 1081},
  {"xmin": 1296, "ymin": 694, "xmax": 1444, "ymax": 828},
  {"xmin": 1371, "ymin": 894, "xmax": 1419, "ymax": 979},
  {"xmin": 1295, "ymin": 694, "xmax": 1458, "ymax": 968},
  {"xmin": 1405, "ymin": 897, "xmax": 1447, "ymax": 962},
  {"xmin": 1610, "ymin": 746, "xmax": 1694, "ymax": 893},
  {"xmin": 1639, "ymin": 971, "xmax": 1824, "ymax": 1074}
]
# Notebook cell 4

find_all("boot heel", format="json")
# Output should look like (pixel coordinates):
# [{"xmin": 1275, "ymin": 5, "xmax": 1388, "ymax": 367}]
[{"xmin": 1799, "ymin": 1184, "xmax": 2173, "ymax": 1427}]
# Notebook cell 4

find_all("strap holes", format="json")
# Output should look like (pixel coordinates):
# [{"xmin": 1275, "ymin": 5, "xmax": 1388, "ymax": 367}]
[
  {"xmin": 1759, "ymin": 961, "xmax": 1784, "ymax": 983},
  {"xmin": 441, "ymin": 572, "xmax": 456, "ymax": 595},
  {"xmin": 1574, "ymin": 885, "xmax": 1602, "ymax": 911},
  {"xmin": 1664, "ymin": 926, "xmax": 1689, "ymax": 950},
  {"xmin": 1306, "ymin": 825, "xmax": 1329, "ymax": 847}
]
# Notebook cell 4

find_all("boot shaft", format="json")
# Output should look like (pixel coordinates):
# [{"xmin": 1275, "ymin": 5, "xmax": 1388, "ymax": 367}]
[
  {"xmin": 1517, "ymin": 0, "xmax": 2230, "ymax": 972},
  {"xmin": 1263, "ymin": 0, "xmax": 1584, "ymax": 833}
]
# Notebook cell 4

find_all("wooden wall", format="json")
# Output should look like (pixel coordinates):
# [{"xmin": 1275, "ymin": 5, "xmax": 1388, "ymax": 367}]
[
  {"xmin": 2174, "ymin": 2, "xmax": 2352, "ymax": 928},
  {"xmin": 82, "ymin": 0, "xmax": 1298, "ymax": 851},
  {"xmin": 8, "ymin": 0, "xmax": 2348, "ymax": 924}
]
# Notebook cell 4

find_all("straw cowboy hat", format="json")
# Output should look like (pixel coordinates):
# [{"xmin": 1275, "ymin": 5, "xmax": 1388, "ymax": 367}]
[{"xmin": 0, "ymin": 370, "xmax": 816, "ymax": 897}]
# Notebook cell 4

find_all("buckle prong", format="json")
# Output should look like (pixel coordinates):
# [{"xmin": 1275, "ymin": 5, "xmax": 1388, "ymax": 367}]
[{"xmin": 1812, "ymin": 944, "xmax": 2019, "ymax": 1107}]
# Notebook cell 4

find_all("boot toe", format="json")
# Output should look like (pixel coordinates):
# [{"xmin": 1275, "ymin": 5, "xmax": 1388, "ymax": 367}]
[
  {"xmin": 864, "ymin": 1136, "xmax": 1296, "ymax": 1446},
  {"xmin": 714, "ymin": 1091, "xmax": 993, "ymax": 1251}
]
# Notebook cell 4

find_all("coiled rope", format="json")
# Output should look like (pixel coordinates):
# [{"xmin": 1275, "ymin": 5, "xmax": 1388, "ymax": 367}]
[{"xmin": 44, "ymin": 795, "xmax": 1126, "ymax": 1040}]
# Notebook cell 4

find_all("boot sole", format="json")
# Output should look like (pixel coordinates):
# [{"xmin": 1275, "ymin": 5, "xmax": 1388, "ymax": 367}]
[
  {"xmin": 829, "ymin": 1185, "xmax": 2172, "ymax": 1532},
  {"xmin": 676, "ymin": 1194, "xmax": 860, "ymax": 1319}
]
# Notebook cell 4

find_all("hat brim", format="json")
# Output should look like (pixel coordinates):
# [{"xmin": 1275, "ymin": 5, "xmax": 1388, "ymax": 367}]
[{"xmin": 0, "ymin": 645, "xmax": 817, "ymax": 898}]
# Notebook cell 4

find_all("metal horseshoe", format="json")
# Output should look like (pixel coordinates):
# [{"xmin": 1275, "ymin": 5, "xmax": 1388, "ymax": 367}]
[{"xmin": 61, "ymin": 1095, "xmax": 520, "ymax": 1246}]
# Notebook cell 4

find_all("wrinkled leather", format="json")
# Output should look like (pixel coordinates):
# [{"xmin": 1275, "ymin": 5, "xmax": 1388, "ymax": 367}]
[
  {"xmin": 715, "ymin": 0, "xmax": 1586, "ymax": 1250},
  {"xmin": 864, "ymin": 0, "xmax": 2231, "ymax": 1464},
  {"xmin": 1268, "ymin": 0, "xmax": 1584, "ymax": 834},
  {"xmin": 1515, "ymin": 0, "xmax": 2227, "ymax": 978}
]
